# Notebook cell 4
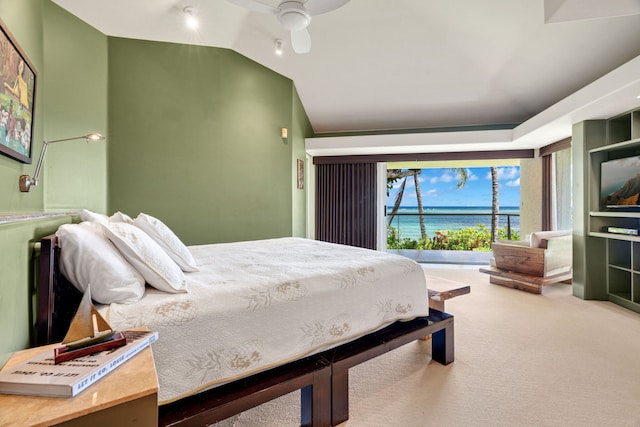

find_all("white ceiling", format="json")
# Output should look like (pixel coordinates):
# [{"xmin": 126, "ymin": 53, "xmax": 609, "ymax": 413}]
[{"xmin": 51, "ymin": 0, "xmax": 640, "ymax": 154}]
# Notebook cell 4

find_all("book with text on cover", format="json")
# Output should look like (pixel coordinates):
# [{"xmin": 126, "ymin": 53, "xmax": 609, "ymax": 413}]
[{"xmin": 0, "ymin": 330, "xmax": 158, "ymax": 398}]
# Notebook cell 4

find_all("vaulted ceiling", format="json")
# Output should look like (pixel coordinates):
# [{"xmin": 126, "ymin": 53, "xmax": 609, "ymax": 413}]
[{"xmin": 51, "ymin": 0, "xmax": 640, "ymax": 153}]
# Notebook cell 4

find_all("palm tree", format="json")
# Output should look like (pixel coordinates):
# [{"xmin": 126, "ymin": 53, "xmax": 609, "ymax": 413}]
[
  {"xmin": 453, "ymin": 167, "xmax": 468, "ymax": 190},
  {"xmin": 387, "ymin": 169, "xmax": 423, "ymax": 236},
  {"xmin": 388, "ymin": 174, "xmax": 407, "ymax": 225},
  {"xmin": 411, "ymin": 169, "xmax": 427, "ymax": 238},
  {"xmin": 387, "ymin": 168, "xmax": 468, "ymax": 241},
  {"xmin": 490, "ymin": 167, "xmax": 499, "ymax": 242}
]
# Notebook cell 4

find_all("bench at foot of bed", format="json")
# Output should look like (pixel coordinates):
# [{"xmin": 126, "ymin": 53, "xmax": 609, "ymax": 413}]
[
  {"xmin": 158, "ymin": 354, "xmax": 332, "ymax": 427},
  {"xmin": 325, "ymin": 310, "xmax": 454, "ymax": 425}
]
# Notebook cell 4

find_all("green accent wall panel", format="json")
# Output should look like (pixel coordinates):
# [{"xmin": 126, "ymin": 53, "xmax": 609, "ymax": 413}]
[
  {"xmin": 0, "ymin": 1, "xmax": 108, "ymax": 362},
  {"xmin": 0, "ymin": 0, "xmax": 44, "ymax": 214},
  {"xmin": 0, "ymin": 215, "xmax": 74, "ymax": 366},
  {"xmin": 572, "ymin": 120, "xmax": 607, "ymax": 300},
  {"xmin": 291, "ymin": 85, "xmax": 312, "ymax": 237},
  {"xmin": 42, "ymin": 1, "xmax": 108, "ymax": 212},
  {"xmin": 0, "ymin": 0, "xmax": 107, "ymax": 214},
  {"xmin": 108, "ymin": 38, "xmax": 306, "ymax": 245}
]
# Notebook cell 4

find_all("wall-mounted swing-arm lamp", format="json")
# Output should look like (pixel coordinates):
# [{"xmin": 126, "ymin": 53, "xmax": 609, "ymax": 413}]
[{"xmin": 19, "ymin": 132, "xmax": 106, "ymax": 192}]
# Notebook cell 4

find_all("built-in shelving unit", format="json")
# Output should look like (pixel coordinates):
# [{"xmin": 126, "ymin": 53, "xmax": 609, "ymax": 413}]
[
  {"xmin": 586, "ymin": 108, "xmax": 640, "ymax": 313},
  {"xmin": 606, "ymin": 239, "xmax": 640, "ymax": 311}
]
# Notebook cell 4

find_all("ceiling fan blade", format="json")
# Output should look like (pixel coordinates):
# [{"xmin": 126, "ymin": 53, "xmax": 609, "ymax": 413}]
[
  {"xmin": 304, "ymin": 0, "xmax": 350, "ymax": 16},
  {"xmin": 291, "ymin": 28, "xmax": 311, "ymax": 54},
  {"xmin": 226, "ymin": 0, "xmax": 278, "ymax": 15}
]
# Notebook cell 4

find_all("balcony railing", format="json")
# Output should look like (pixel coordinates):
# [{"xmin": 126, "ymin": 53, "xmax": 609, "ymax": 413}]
[{"xmin": 387, "ymin": 211, "xmax": 520, "ymax": 241}]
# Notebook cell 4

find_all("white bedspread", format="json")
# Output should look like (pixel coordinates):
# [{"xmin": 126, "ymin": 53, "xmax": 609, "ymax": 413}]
[{"xmin": 103, "ymin": 237, "xmax": 428, "ymax": 404}]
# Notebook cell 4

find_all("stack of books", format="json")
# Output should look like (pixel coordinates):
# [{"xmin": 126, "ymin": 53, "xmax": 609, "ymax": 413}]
[{"xmin": 0, "ymin": 330, "xmax": 157, "ymax": 397}]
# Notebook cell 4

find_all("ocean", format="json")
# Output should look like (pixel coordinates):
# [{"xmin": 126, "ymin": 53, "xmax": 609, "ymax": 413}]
[{"xmin": 386, "ymin": 206, "xmax": 520, "ymax": 240}]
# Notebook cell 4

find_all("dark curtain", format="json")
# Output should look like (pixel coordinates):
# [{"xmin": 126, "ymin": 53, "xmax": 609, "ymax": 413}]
[{"xmin": 315, "ymin": 163, "xmax": 377, "ymax": 249}]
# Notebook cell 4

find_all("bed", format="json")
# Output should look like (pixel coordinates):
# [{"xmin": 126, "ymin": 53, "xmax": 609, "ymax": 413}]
[{"xmin": 35, "ymin": 216, "xmax": 455, "ymax": 426}]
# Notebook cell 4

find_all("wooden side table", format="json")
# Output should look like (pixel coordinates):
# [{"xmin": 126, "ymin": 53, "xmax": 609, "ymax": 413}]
[{"xmin": 0, "ymin": 341, "xmax": 158, "ymax": 427}]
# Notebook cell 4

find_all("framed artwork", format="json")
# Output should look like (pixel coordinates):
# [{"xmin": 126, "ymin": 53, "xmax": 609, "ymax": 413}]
[
  {"xmin": 297, "ymin": 159, "xmax": 304, "ymax": 189},
  {"xmin": 0, "ymin": 18, "xmax": 37, "ymax": 164}
]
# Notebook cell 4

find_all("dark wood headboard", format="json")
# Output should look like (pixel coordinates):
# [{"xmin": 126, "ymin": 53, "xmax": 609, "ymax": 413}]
[{"xmin": 36, "ymin": 235, "xmax": 83, "ymax": 346}]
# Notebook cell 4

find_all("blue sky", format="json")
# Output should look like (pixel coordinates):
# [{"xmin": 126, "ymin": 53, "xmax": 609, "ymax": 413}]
[{"xmin": 387, "ymin": 167, "xmax": 521, "ymax": 207}]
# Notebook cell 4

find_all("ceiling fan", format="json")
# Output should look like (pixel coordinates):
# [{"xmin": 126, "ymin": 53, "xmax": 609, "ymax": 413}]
[{"xmin": 227, "ymin": 0, "xmax": 350, "ymax": 54}]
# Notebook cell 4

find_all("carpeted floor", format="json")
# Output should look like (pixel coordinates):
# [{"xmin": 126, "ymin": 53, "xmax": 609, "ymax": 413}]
[{"xmin": 213, "ymin": 266, "xmax": 640, "ymax": 427}]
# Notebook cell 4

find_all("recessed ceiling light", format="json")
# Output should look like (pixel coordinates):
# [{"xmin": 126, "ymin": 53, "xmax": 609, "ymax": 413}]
[
  {"xmin": 275, "ymin": 39, "xmax": 284, "ymax": 56},
  {"xmin": 183, "ymin": 6, "xmax": 198, "ymax": 30}
]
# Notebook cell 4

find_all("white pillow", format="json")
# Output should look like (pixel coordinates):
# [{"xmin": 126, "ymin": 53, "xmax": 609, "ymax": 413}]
[
  {"xmin": 109, "ymin": 211, "xmax": 134, "ymax": 224},
  {"xmin": 101, "ymin": 222, "xmax": 188, "ymax": 294},
  {"xmin": 133, "ymin": 213, "xmax": 198, "ymax": 272},
  {"xmin": 79, "ymin": 209, "xmax": 109, "ymax": 224},
  {"xmin": 56, "ymin": 222, "xmax": 145, "ymax": 304}
]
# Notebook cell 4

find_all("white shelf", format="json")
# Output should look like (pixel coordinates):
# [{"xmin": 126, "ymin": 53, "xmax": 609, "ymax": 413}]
[
  {"xmin": 589, "ymin": 137, "xmax": 640, "ymax": 154},
  {"xmin": 590, "ymin": 211, "xmax": 640, "ymax": 218},
  {"xmin": 589, "ymin": 231, "xmax": 640, "ymax": 242},
  {"xmin": 608, "ymin": 263, "xmax": 634, "ymax": 273}
]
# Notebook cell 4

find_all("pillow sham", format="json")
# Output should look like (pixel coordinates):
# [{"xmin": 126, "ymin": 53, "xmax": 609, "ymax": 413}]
[
  {"xmin": 79, "ymin": 209, "xmax": 109, "ymax": 224},
  {"xmin": 109, "ymin": 211, "xmax": 134, "ymax": 224},
  {"xmin": 56, "ymin": 222, "xmax": 145, "ymax": 304},
  {"xmin": 133, "ymin": 213, "xmax": 198, "ymax": 272},
  {"xmin": 101, "ymin": 222, "xmax": 188, "ymax": 294}
]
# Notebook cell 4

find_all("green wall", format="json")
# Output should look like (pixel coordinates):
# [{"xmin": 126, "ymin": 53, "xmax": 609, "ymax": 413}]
[
  {"xmin": 0, "ymin": 1, "xmax": 108, "ymax": 363},
  {"xmin": 0, "ymin": 216, "xmax": 74, "ymax": 365},
  {"xmin": 107, "ymin": 38, "xmax": 309, "ymax": 244},
  {"xmin": 42, "ymin": 1, "xmax": 108, "ymax": 212},
  {"xmin": 291, "ymin": 87, "xmax": 312, "ymax": 237},
  {"xmin": 0, "ymin": 0, "xmax": 44, "ymax": 214},
  {"xmin": 0, "ymin": 1, "xmax": 311, "ymax": 362},
  {"xmin": 0, "ymin": 0, "xmax": 107, "ymax": 214}
]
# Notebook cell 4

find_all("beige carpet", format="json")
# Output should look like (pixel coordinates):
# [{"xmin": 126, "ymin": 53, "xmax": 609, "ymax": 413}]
[{"xmin": 213, "ymin": 266, "xmax": 640, "ymax": 427}]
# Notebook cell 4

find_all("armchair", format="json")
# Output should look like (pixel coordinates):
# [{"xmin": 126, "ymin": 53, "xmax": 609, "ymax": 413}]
[{"xmin": 480, "ymin": 230, "xmax": 573, "ymax": 294}]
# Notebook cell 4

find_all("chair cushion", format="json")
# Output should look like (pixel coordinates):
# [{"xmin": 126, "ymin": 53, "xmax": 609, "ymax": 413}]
[{"xmin": 530, "ymin": 230, "xmax": 571, "ymax": 248}]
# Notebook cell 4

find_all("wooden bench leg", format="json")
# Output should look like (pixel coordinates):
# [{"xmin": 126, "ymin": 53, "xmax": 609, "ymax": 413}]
[
  {"xmin": 424, "ymin": 286, "xmax": 469, "ymax": 339},
  {"xmin": 432, "ymin": 316, "xmax": 454, "ymax": 365},
  {"xmin": 327, "ymin": 313, "xmax": 455, "ymax": 425},
  {"xmin": 330, "ymin": 370, "xmax": 349, "ymax": 426},
  {"xmin": 301, "ymin": 363, "xmax": 332, "ymax": 427}
]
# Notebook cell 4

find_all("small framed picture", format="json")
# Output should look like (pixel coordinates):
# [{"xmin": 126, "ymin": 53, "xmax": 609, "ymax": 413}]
[{"xmin": 297, "ymin": 159, "xmax": 304, "ymax": 189}]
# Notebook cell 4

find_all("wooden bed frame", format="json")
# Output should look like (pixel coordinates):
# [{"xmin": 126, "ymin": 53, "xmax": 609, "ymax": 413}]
[{"xmin": 35, "ymin": 235, "xmax": 455, "ymax": 426}]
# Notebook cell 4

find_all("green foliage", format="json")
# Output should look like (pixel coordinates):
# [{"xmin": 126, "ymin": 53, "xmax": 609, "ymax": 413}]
[
  {"xmin": 497, "ymin": 226, "xmax": 520, "ymax": 241},
  {"xmin": 386, "ymin": 169, "xmax": 402, "ymax": 196},
  {"xmin": 387, "ymin": 226, "xmax": 422, "ymax": 249},
  {"xmin": 387, "ymin": 224, "xmax": 520, "ymax": 251}
]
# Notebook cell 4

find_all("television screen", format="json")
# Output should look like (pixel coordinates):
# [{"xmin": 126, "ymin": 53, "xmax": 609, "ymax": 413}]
[{"xmin": 600, "ymin": 155, "xmax": 640, "ymax": 208}]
